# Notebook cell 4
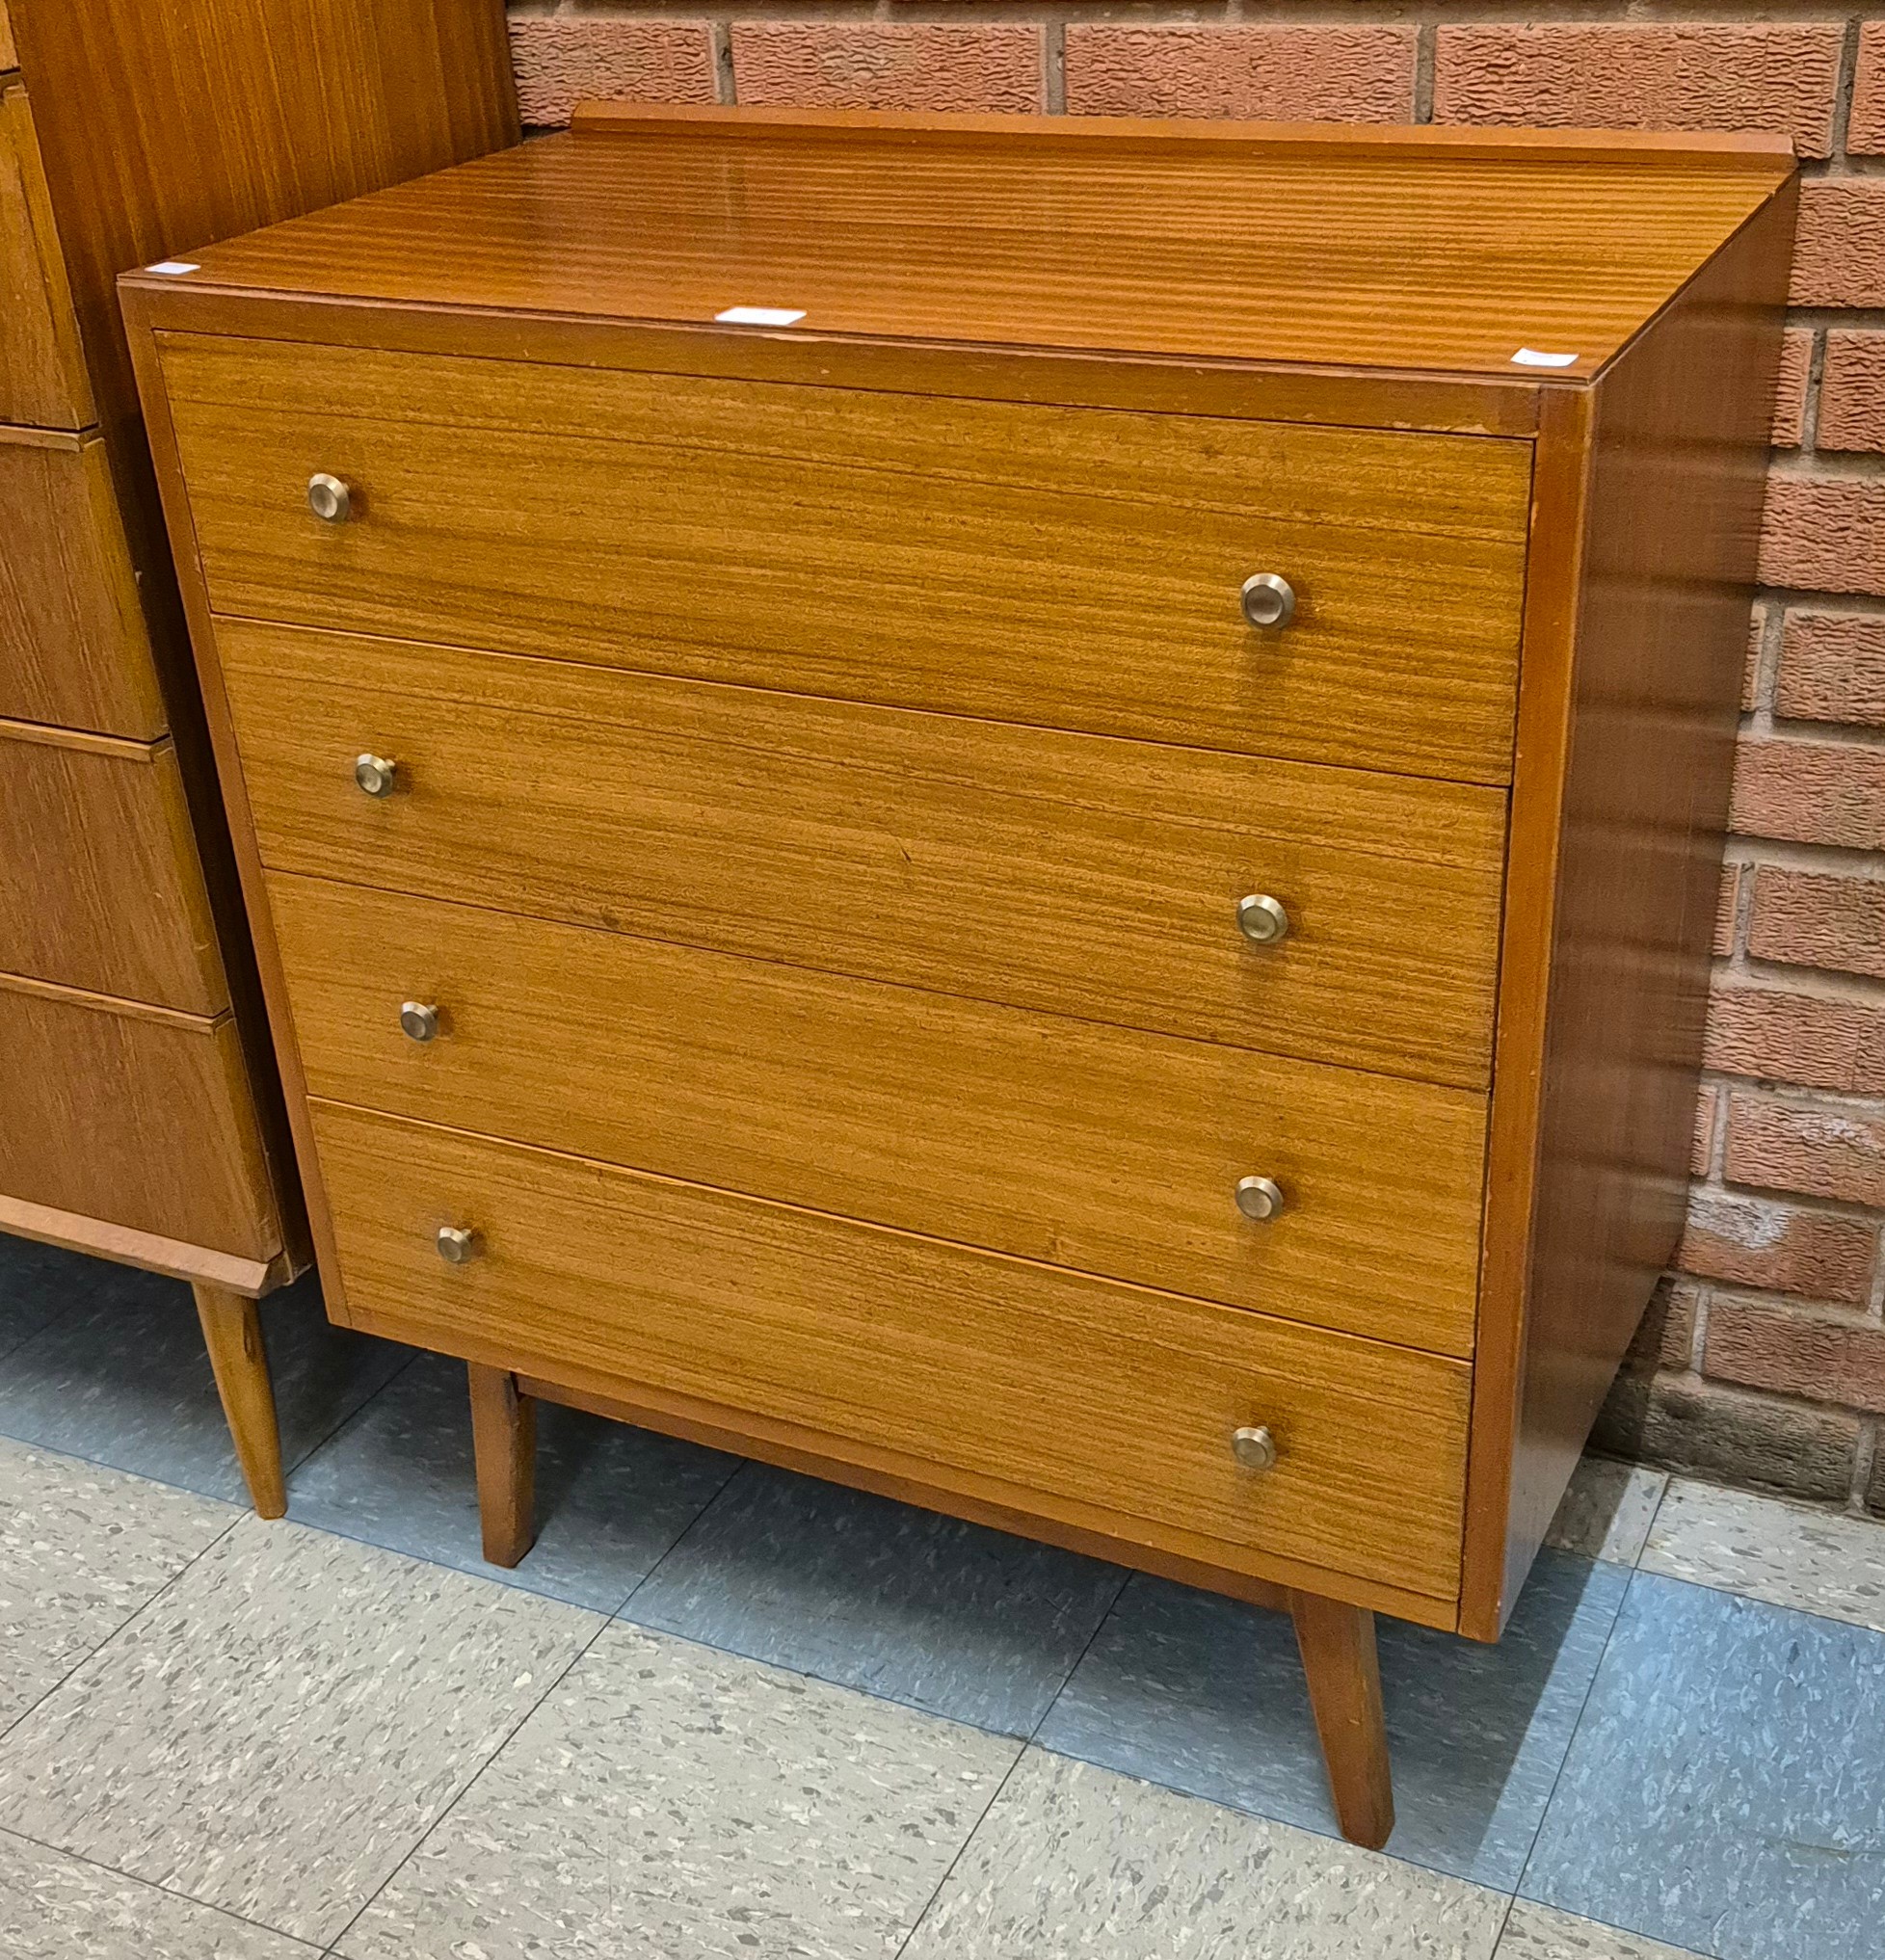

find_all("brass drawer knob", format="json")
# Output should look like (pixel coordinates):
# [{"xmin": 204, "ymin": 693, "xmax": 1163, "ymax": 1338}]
[
  {"xmin": 307, "ymin": 472, "xmax": 353, "ymax": 523},
  {"xmin": 1236, "ymin": 893, "xmax": 1290, "ymax": 945},
  {"xmin": 1231, "ymin": 1424, "xmax": 1278, "ymax": 1472},
  {"xmin": 1240, "ymin": 572, "xmax": 1296, "ymax": 629},
  {"xmin": 354, "ymin": 753, "xmax": 398, "ymax": 798},
  {"xmin": 436, "ymin": 1225, "xmax": 482, "ymax": 1264},
  {"xmin": 400, "ymin": 1001, "xmax": 441, "ymax": 1044},
  {"xmin": 1235, "ymin": 1175, "xmax": 1286, "ymax": 1222}
]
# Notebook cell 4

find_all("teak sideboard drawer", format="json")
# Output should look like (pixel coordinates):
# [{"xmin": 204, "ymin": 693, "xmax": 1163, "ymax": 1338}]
[
  {"xmin": 312, "ymin": 1099, "xmax": 1472, "ymax": 1602},
  {"xmin": 0, "ymin": 83, "xmax": 91, "ymax": 428},
  {"xmin": 271, "ymin": 875, "xmax": 1488, "ymax": 1354},
  {"xmin": 0, "ymin": 429, "xmax": 168, "ymax": 738},
  {"xmin": 0, "ymin": 977, "xmax": 278, "ymax": 1259},
  {"xmin": 0, "ymin": 722, "xmax": 228, "ymax": 1011},
  {"xmin": 162, "ymin": 333, "xmax": 1530, "ymax": 782},
  {"xmin": 220, "ymin": 621, "xmax": 1507, "ymax": 1089}
]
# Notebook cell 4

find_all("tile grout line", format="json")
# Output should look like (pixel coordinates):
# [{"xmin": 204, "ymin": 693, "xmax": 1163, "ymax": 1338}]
[
  {"xmin": 0, "ymin": 1820, "xmax": 325, "ymax": 1954},
  {"xmin": 888, "ymin": 1737, "xmax": 1034, "ymax": 1960},
  {"xmin": 275, "ymin": 1345, "xmax": 426, "ymax": 1495},
  {"xmin": 318, "ymin": 1607, "xmax": 618, "ymax": 1956},
  {"xmin": 0, "ymin": 1502, "xmax": 247, "ymax": 1752},
  {"xmin": 608, "ymin": 1453, "xmax": 749, "ymax": 1626}
]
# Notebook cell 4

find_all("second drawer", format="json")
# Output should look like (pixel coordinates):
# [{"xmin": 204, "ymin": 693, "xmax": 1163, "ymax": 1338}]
[
  {"xmin": 269, "ymin": 873, "xmax": 1486, "ymax": 1354},
  {"xmin": 0, "ymin": 720, "xmax": 229, "ymax": 1011}
]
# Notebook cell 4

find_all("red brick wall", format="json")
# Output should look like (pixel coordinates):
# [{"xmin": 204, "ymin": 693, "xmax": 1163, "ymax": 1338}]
[{"xmin": 504, "ymin": 3, "xmax": 1885, "ymax": 1515}]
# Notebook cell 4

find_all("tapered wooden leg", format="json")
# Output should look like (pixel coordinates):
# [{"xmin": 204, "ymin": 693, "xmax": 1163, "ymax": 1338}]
[
  {"xmin": 467, "ymin": 1363, "xmax": 537, "ymax": 1568},
  {"xmin": 192, "ymin": 1283, "xmax": 286, "ymax": 1520},
  {"xmin": 1288, "ymin": 1590, "xmax": 1395, "ymax": 1850}
]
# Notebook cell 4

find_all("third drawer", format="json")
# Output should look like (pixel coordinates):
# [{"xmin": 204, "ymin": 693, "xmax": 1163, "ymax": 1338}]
[
  {"xmin": 220, "ymin": 618, "xmax": 1508, "ymax": 1089},
  {"xmin": 270, "ymin": 872, "xmax": 1488, "ymax": 1355}
]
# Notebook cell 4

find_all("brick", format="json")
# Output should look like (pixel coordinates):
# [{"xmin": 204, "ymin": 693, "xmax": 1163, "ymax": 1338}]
[
  {"xmin": 1819, "ymin": 332, "xmax": 1885, "ymax": 456},
  {"xmin": 1625, "ymin": 1277, "xmax": 1700, "ymax": 1371},
  {"xmin": 1729, "ymin": 736, "xmax": 1885, "ymax": 852},
  {"xmin": 1869, "ymin": 1442, "xmax": 1885, "ymax": 1517},
  {"xmin": 1851, "ymin": 22, "xmax": 1885, "ymax": 157},
  {"xmin": 1749, "ymin": 866, "xmax": 1885, "ymax": 980},
  {"xmin": 1704, "ymin": 980, "xmax": 1885, "ymax": 1096},
  {"xmin": 731, "ymin": 24, "xmax": 1042, "ymax": 114},
  {"xmin": 1714, "ymin": 862, "xmax": 1741, "ymax": 957},
  {"xmin": 1693, "ymin": 1085, "xmax": 1720, "ymax": 1177},
  {"xmin": 508, "ymin": 19, "xmax": 715, "ymax": 128},
  {"xmin": 1679, "ymin": 1193, "xmax": 1877, "ymax": 1304},
  {"xmin": 1064, "ymin": 26, "xmax": 1415, "ymax": 123},
  {"xmin": 1725, "ymin": 1092, "xmax": 1885, "ymax": 1207},
  {"xmin": 1707, "ymin": 1295, "xmax": 1885, "ymax": 1414},
  {"xmin": 1760, "ymin": 474, "xmax": 1885, "ymax": 597},
  {"xmin": 1593, "ymin": 1371, "xmax": 1859, "ymax": 1503},
  {"xmin": 1771, "ymin": 328, "xmax": 1812, "ymax": 450},
  {"xmin": 1792, "ymin": 180, "xmax": 1885, "ymax": 308},
  {"xmin": 1775, "ymin": 610, "xmax": 1885, "ymax": 728},
  {"xmin": 1433, "ymin": 24, "xmax": 1842, "ymax": 157}
]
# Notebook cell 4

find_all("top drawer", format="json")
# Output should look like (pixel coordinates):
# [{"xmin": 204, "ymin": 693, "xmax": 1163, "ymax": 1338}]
[
  {"xmin": 1, "ymin": 84, "xmax": 92, "ymax": 429},
  {"xmin": 158, "ymin": 333, "xmax": 1531, "ymax": 782}
]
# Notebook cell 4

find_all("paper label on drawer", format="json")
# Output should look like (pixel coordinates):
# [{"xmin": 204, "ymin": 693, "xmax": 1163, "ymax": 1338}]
[
  {"xmin": 1511, "ymin": 347, "xmax": 1580, "ymax": 368},
  {"xmin": 145, "ymin": 260, "xmax": 200, "ymax": 276},
  {"xmin": 714, "ymin": 305, "xmax": 807, "ymax": 327}
]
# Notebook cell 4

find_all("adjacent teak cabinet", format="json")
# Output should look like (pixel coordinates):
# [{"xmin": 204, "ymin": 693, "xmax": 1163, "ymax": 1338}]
[
  {"xmin": 125, "ymin": 104, "xmax": 1793, "ymax": 1841},
  {"xmin": 0, "ymin": 0, "xmax": 517, "ymax": 1509}
]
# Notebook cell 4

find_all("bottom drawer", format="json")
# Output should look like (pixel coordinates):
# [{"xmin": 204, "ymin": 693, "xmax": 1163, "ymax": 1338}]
[
  {"xmin": 312, "ymin": 1100, "xmax": 1471, "ymax": 1604},
  {"xmin": 0, "ymin": 976, "xmax": 278, "ymax": 1260}
]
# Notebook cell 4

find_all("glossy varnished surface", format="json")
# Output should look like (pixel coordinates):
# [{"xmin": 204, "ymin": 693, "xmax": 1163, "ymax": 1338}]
[
  {"xmin": 269, "ymin": 875, "xmax": 1489, "ymax": 1353},
  {"xmin": 312, "ymin": 1100, "xmax": 1472, "ymax": 1603},
  {"xmin": 218, "ymin": 621, "xmax": 1507, "ymax": 1088},
  {"xmin": 155, "ymin": 109, "xmax": 1791, "ymax": 382}
]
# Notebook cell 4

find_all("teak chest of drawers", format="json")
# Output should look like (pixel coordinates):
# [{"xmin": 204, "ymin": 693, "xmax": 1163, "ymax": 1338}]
[
  {"xmin": 125, "ymin": 103, "xmax": 1794, "ymax": 1844},
  {"xmin": 0, "ymin": 0, "xmax": 516, "ymax": 1511}
]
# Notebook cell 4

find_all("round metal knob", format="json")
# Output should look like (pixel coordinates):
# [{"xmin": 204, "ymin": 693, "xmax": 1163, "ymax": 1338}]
[
  {"xmin": 1235, "ymin": 1175, "xmax": 1286, "ymax": 1223},
  {"xmin": 436, "ymin": 1225, "xmax": 482, "ymax": 1265},
  {"xmin": 1240, "ymin": 572, "xmax": 1296, "ymax": 629},
  {"xmin": 1236, "ymin": 894, "xmax": 1290, "ymax": 946},
  {"xmin": 1231, "ymin": 1424, "xmax": 1278, "ymax": 1472},
  {"xmin": 400, "ymin": 1001, "xmax": 441, "ymax": 1044},
  {"xmin": 307, "ymin": 473, "xmax": 353, "ymax": 523},
  {"xmin": 354, "ymin": 754, "xmax": 398, "ymax": 798}
]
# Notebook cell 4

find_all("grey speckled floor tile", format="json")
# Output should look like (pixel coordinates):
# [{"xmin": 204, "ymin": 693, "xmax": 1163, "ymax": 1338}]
[
  {"xmin": 903, "ymin": 1748, "xmax": 1507, "ymax": 1959},
  {"xmin": 0, "ymin": 1828, "xmax": 315, "ymax": 1958},
  {"xmin": 1521, "ymin": 1571, "xmax": 1885, "ymax": 1960},
  {"xmin": 0, "ymin": 1239, "xmax": 96, "ymax": 1363},
  {"xmin": 340, "ymin": 1620, "xmax": 1019, "ymax": 1960},
  {"xmin": 287, "ymin": 1351, "xmax": 737, "ymax": 1611},
  {"xmin": 0, "ymin": 1439, "xmax": 236, "ymax": 1730},
  {"xmin": 1497, "ymin": 1902, "xmax": 1704, "ymax": 1959},
  {"xmin": 1641, "ymin": 1477, "xmax": 1885, "ymax": 1633},
  {"xmin": 624, "ymin": 1462, "xmax": 1126, "ymax": 1735},
  {"xmin": 0, "ymin": 1269, "xmax": 407, "ymax": 1505},
  {"xmin": 1545, "ymin": 1460, "xmax": 1668, "ymax": 1567},
  {"xmin": 0, "ymin": 1516, "xmax": 600, "ymax": 1947},
  {"xmin": 1039, "ymin": 1551, "xmax": 1627, "ymax": 1891}
]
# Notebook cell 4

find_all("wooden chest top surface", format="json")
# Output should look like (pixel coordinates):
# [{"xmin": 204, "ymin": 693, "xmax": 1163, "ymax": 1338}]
[{"xmin": 146, "ymin": 105, "xmax": 1792, "ymax": 382}]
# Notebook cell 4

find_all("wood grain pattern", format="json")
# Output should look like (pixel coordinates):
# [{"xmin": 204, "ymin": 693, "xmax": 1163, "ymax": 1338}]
[
  {"xmin": 162, "ymin": 335, "xmax": 1529, "ymax": 782},
  {"xmin": 220, "ymin": 621, "xmax": 1506, "ymax": 1086},
  {"xmin": 0, "ymin": 4, "xmax": 14, "ymax": 71},
  {"xmin": 0, "ymin": 429, "xmax": 167, "ymax": 737},
  {"xmin": 1289, "ymin": 1591, "xmax": 1394, "ymax": 1851},
  {"xmin": 467, "ymin": 1364, "xmax": 537, "ymax": 1568},
  {"xmin": 1461, "ymin": 190, "xmax": 1794, "ymax": 1638},
  {"xmin": 0, "ymin": 81, "xmax": 90, "ymax": 426},
  {"xmin": 313, "ymin": 1099, "xmax": 1472, "ymax": 1602},
  {"xmin": 0, "ymin": 1191, "xmax": 286, "ymax": 1295},
  {"xmin": 270, "ymin": 875, "xmax": 1489, "ymax": 1354},
  {"xmin": 6, "ymin": 0, "xmax": 517, "ymax": 434},
  {"xmin": 193, "ymin": 1282, "xmax": 284, "ymax": 1515},
  {"xmin": 0, "ymin": 977, "xmax": 279, "ymax": 1259},
  {"xmin": 147, "ymin": 108, "xmax": 1788, "ymax": 381},
  {"xmin": 0, "ymin": 726, "xmax": 227, "ymax": 1010}
]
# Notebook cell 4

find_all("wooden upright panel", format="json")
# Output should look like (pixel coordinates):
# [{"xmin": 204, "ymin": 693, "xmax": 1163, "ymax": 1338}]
[
  {"xmin": 1463, "ymin": 187, "xmax": 1796, "ymax": 1637},
  {"xmin": 0, "ymin": 82, "xmax": 91, "ymax": 426}
]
